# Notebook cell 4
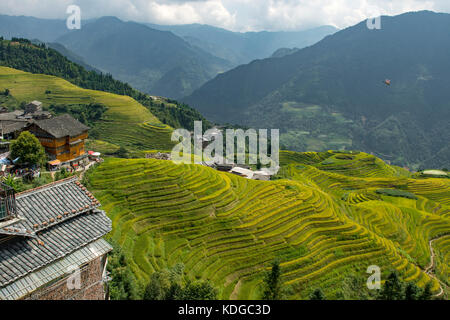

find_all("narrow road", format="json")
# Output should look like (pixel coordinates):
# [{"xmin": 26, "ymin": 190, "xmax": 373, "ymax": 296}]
[{"xmin": 424, "ymin": 235, "xmax": 449, "ymax": 298}]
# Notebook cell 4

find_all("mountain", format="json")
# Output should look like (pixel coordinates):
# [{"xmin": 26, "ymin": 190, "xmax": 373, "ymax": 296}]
[
  {"xmin": 271, "ymin": 47, "xmax": 300, "ymax": 58},
  {"xmin": 147, "ymin": 23, "xmax": 338, "ymax": 65},
  {"xmin": 184, "ymin": 11, "xmax": 450, "ymax": 169},
  {"xmin": 0, "ymin": 14, "xmax": 69, "ymax": 42},
  {"xmin": 0, "ymin": 14, "xmax": 337, "ymax": 98},
  {"xmin": 0, "ymin": 38, "xmax": 211, "ymax": 147},
  {"xmin": 55, "ymin": 17, "xmax": 231, "ymax": 98},
  {"xmin": 46, "ymin": 42, "xmax": 100, "ymax": 72}
]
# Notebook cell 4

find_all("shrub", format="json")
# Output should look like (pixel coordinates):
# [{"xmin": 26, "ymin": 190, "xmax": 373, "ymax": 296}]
[
  {"xmin": 376, "ymin": 188, "xmax": 418, "ymax": 200},
  {"xmin": 10, "ymin": 131, "xmax": 46, "ymax": 166}
]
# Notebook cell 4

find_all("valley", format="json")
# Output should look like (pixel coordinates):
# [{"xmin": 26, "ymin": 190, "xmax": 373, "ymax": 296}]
[{"xmin": 0, "ymin": 7, "xmax": 448, "ymax": 302}]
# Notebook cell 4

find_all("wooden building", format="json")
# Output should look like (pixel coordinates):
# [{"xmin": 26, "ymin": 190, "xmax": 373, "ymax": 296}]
[
  {"xmin": 27, "ymin": 114, "xmax": 89, "ymax": 164},
  {"xmin": 0, "ymin": 178, "xmax": 112, "ymax": 300}
]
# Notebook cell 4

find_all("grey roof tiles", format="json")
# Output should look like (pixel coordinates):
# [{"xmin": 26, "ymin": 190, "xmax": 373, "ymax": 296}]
[
  {"xmin": 33, "ymin": 114, "xmax": 89, "ymax": 138},
  {"xmin": 0, "ymin": 177, "xmax": 112, "ymax": 293}
]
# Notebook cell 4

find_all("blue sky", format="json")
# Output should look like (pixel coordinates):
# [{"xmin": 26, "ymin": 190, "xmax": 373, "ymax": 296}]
[{"xmin": 2, "ymin": 0, "xmax": 450, "ymax": 31}]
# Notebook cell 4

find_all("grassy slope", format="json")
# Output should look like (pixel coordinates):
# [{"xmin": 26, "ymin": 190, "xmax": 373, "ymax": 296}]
[
  {"xmin": 0, "ymin": 66, "xmax": 175, "ymax": 151},
  {"xmin": 89, "ymin": 151, "xmax": 449, "ymax": 300}
]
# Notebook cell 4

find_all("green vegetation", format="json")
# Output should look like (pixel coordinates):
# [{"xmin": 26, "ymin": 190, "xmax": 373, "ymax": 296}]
[
  {"xmin": 376, "ymin": 189, "xmax": 418, "ymax": 200},
  {"xmin": 0, "ymin": 38, "xmax": 211, "ymax": 139},
  {"xmin": 377, "ymin": 270, "xmax": 434, "ymax": 300},
  {"xmin": 0, "ymin": 38, "xmax": 136, "ymax": 95},
  {"xmin": 143, "ymin": 264, "xmax": 218, "ymax": 300},
  {"xmin": 0, "ymin": 66, "xmax": 175, "ymax": 153},
  {"xmin": 10, "ymin": 131, "xmax": 46, "ymax": 166},
  {"xmin": 87, "ymin": 151, "xmax": 449, "ymax": 299},
  {"xmin": 185, "ymin": 11, "xmax": 450, "ymax": 170},
  {"xmin": 47, "ymin": 103, "xmax": 107, "ymax": 127},
  {"xmin": 262, "ymin": 260, "xmax": 283, "ymax": 300},
  {"xmin": 107, "ymin": 240, "xmax": 141, "ymax": 300},
  {"xmin": 309, "ymin": 289, "xmax": 326, "ymax": 300}
]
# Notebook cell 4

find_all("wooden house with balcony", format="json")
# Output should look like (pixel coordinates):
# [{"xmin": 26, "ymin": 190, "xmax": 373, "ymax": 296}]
[{"xmin": 27, "ymin": 114, "xmax": 89, "ymax": 165}]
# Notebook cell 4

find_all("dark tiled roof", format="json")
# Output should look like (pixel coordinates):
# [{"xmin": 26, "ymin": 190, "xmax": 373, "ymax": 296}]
[
  {"xmin": 34, "ymin": 114, "xmax": 89, "ymax": 138},
  {"xmin": 15, "ymin": 177, "xmax": 101, "ymax": 232},
  {"xmin": 0, "ymin": 120, "xmax": 30, "ymax": 134},
  {"xmin": 0, "ymin": 177, "xmax": 111, "ymax": 287}
]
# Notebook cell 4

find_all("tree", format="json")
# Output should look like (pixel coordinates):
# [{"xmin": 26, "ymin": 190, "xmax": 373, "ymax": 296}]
[
  {"xmin": 143, "ymin": 264, "xmax": 218, "ymax": 300},
  {"xmin": 419, "ymin": 282, "xmax": 433, "ymax": 300},
  {"xmin": 309, "ymin": 288, "xmax": 326, "ymax": 300},
  {"xmin": 404, "ymin": 282, "xmax": 422, "ymax": 300},
  {"xmin": 144, "ymin": 271, "xmax": 169, "ymax": 300},
  {"xmin": 116, "ymin": 146, "xmax": 128, "ymax": 158},
  {"xmin": 262, "ymin": 260, "xmax": 282, "ymax": 300},
  {"xmin": 10, "ymin": 131, "xmax": 46, "ymax": 166},
  {"xmin": 182, "ymin": 281, "xmax": 218, "ymax": 300},
  {"xmin": 378, "ymin": 270, "xmax": 404, "ymax": 300},
  {"xmin": 107, "ymin": 240, "xmax": 140, "ymax": 300}
]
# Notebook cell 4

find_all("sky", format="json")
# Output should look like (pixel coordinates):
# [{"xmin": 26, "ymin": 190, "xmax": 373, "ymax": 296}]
[{"xmin": 2, "ymin": 0, "xmax": 450, "ymax": 32}]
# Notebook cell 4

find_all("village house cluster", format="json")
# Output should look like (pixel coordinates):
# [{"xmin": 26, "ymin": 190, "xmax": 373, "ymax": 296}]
[
  {"xmin": 0, "ymin": 100, "xmax": 101, "ymax": 174},
  {"xmin": 0, "ymin": 101, "xmax": 111, "ymax": 300}
]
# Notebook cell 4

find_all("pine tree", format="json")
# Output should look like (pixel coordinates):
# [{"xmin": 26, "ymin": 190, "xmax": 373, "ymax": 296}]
[
  {"xmin": 309, "ymin": 288, "xmax": 326, "ymax": 300},
  {"xmin": 262, "ymin": 260, "xmax": 282, "ymax": 300},
  {"xmin": 419, "ymin": 282, "xmax": 433, "ymax": 300},
  {"xmin": 378, "ymin": 270, "xmax": 404, "ymax": 300},
  {"xmin": 404, "ymin": 282, "xmax": 422, "ymax": 300}
]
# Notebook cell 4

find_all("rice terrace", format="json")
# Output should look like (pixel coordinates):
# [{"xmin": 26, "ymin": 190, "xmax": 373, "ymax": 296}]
[{"xmin": 86, "ymin": 151, "xmax": 450, "ymax": 299}]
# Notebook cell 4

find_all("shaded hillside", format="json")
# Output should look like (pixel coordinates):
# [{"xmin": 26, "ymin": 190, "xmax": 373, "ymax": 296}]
[
  {"xmin": 0, "ymin": 66, "xmax": 175, "ymax": 152},
  {"xmin": 184, "ymin": 11, "xmax": 450, "ymax": 169},
  {"xmin": 0, "ymin": 38, "xmax": 211, "ymax": 132},
  {"xmin": 88, "ymin": 151, "xmax": 450, "ymax": 299},
  {"xmin": 0, "ymin": 15, "xmax": 336, "ymax": 98},
  {"xmin": 0, "ymin": 14, "xmax": 69, "ymax": 42},
  {"xmin": 271, "ymin": 48, "xmax": 300, "ymax": 58},
  {"xmin": 56, "ymin": 17, "xmax": 231, "ymax": 98},
  {"xmin": 46, "ymin": 42, "xmax": 100, "ymax": 72},
  {"xmin": 147, "ymin": 23, "xmax": 338, "ymax": 65}
]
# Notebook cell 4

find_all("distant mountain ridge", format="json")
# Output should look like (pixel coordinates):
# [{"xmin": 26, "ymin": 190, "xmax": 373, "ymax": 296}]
[
  {"xmin": 54, "ymin": 16, "xmax": 231, "ymax": 98},
  {"xmin": 271, "ymin": 47, "xmax": 300, "ymax": 58},
  {"xmin": 184, "ymin": 11, "xmax": 450, "ymax": 169},
  {"xmin": 0, "ymin": 14, "xmax": 337, "ymax": 98},
  {"xmin": 0, "ymin": 14, "xmax": 68, "ymax": 42},
  {"xmin": 146, "ymin": 23, "xmax": 338, "ymax": 65}
]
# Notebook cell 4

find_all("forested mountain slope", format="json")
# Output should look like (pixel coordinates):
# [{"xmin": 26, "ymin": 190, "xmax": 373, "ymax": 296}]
[
  {"xmin": 184, "ymin": 11, "xmax": 450, "ymax": 169},
  {"xmin": 56, "ymin": 17, "xmax": 231, "ymax": 98}
]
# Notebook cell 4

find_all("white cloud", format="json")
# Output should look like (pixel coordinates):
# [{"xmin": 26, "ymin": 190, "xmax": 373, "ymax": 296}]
[{"xmin": 0, "ymin": 0, "xmax": 446, "ymax": 31}]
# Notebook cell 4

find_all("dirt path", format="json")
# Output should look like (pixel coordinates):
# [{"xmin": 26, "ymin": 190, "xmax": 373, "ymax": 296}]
[
  {"xmin": 424, "ymin": 235, "xmax": 449, "ymax": 298},
  {"xmin": 230, "ymin": 280, "xmax": 242, "ymax": 300}
]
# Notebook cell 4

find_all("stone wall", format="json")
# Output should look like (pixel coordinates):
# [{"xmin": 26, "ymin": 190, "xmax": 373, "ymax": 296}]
[{"xmin": 24, "ymin": 254, "xmax": 108, "ymax": 300}]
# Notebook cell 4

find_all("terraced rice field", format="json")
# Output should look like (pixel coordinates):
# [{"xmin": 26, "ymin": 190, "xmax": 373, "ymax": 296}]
[
  {"xmin": 89, "ymin": 151, "xmax": 450, "ymax": 299},
  {"xmin": 0, "ymin": 66, "xmax": 175, "ymax": 151}
]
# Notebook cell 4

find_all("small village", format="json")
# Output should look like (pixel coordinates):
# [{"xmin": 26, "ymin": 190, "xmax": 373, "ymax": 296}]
[
  {"xmin": 0, "ymin": 100, "xmax": 112, "ymax": 300},
  {"xmin": 0, "ymin": 100, "xmax": 102, "ymax": 179}
]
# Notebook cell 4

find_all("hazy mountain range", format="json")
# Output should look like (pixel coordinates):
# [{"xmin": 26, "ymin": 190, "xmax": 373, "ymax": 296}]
[
  {"xmin": 0, "ymin": 14, "xmax": 337, "ymax": 98},
  {"xmin": 146, "ymin": 23, "xmax": 338, "ymax": 66},
  {"xmin": 184, "ymin": 11, "xmax": 450, "ymax": 169},
  {"xmin": 1, "ymin": 12, "xmax": 448, "ymax": 168}
]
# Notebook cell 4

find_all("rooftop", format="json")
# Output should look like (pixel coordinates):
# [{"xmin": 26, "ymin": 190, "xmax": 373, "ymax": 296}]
[
  {"xmin": 0, "ymin": 177, "xmax": 112, "ymax": 299},
  {"xmin": 34, "ymin": 114, "xmax": 89, "ymax": 138},
  {"xmin": 27, "ymin": 101, "xmax": 42, "ymax": 107}
]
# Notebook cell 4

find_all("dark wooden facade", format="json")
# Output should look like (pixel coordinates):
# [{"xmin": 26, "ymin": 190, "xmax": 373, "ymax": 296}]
[{"xmin": 27, "ymin": 117, "xmax": 88, "ymax": 163}]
